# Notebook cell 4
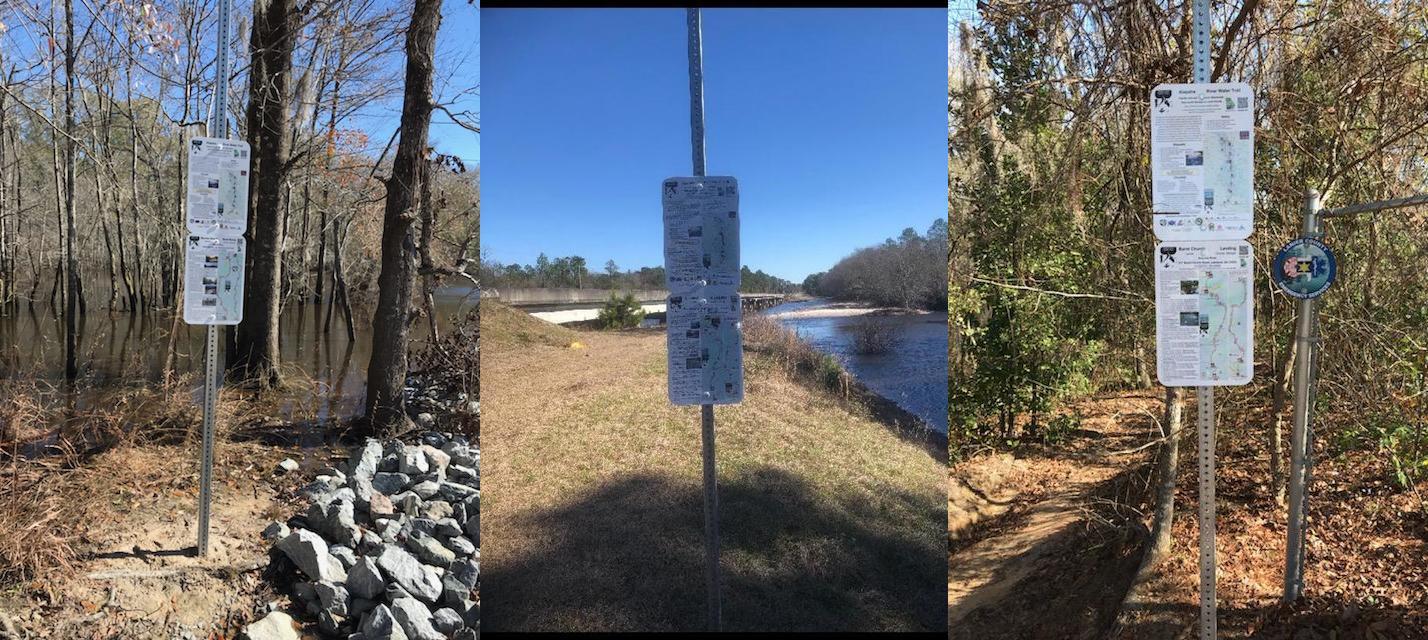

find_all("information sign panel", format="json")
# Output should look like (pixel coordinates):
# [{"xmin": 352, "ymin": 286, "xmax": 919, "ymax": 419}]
[
  {"xmin": 183, "ymin": 235, "xmax": 245, "ymax": 325},
  {"xmin": 1151, "ymin": 83, "xmax": 1255, "ymax": 240},
  {"xmin": 1155, "ymin": 240, "xmax": 1254, "ymax": 386},
  {"xmin": 187, "ymin": 137, "xmax": 251, "ymax": 237}
]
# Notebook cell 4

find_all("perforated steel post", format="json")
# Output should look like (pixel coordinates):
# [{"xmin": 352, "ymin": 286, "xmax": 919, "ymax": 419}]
[
  {"xmin": 197, "ymin": 0, "xmax": 233, "ymax": 558},
  {"xmin": 1190, "ymin": 0, "xmax": 1216, "ymax": 635},
  {"xmin": 687, "ymin": 7, "xmax": 722, "ymax": 631}
]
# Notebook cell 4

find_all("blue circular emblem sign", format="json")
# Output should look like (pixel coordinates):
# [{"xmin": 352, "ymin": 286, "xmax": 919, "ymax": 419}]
[{"xmin": 1272, "ymin": 238, "xmax": 1336, "ymax": 299}]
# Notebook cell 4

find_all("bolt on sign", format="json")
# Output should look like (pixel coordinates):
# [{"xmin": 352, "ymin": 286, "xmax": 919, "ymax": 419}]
[{"xmin": 662, "ymin": 176, "xmax": 743, "ymax": 405}]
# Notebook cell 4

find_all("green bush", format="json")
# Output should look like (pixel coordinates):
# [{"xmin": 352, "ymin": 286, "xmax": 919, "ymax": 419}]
[{"xmin": 598, "ymin": 293, "xmax": 646, "ymax": 330}]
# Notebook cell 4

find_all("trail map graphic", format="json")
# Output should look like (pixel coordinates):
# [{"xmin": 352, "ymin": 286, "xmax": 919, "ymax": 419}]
[
  {"xmin": 1155, "ymin": 241, "xmax": 1253, "ymax": 386},
  {"xmin": 186, "ymin": 137, "xmax": 251, "ymax": 238},
  {"xmin": 663, "ymin": 176, "xmax": 744, "ymax": 405},
  {"xmin": 666, "ymin": 289, "xmax": 744, "ymax": 405},
  {"xmin": 1150, "ymin": 83, "xmax": 1254, "ymax": 241},
  {"xmin": 183, "ymin": 236, "xmax": 245, "ymax": 325}
]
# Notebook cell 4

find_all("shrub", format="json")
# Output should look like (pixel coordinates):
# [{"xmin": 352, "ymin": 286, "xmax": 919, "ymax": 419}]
[
  {"xmin": 850, "ymin": 319, "xmax": 899, "ymax": 354},
  {"xmin": 598, "ymin": 292, "xmax": 646, "ymax": 330}
]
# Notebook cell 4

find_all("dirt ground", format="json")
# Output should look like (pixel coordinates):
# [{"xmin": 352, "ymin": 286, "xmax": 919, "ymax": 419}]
[
  {"xmin": 950, "ymin": 390, "xmax": 1428, "ymax": 640},
  {"xmin": 481, "ymin": 308, "xmax": 946, "ymax": 632},
  {"xmin": 948, "ymin": 392, "xmax": 1161, "ymax": 639},
  {"xmin": 0, "ymin": 440, "xmax": 342, "ymax": 639}
]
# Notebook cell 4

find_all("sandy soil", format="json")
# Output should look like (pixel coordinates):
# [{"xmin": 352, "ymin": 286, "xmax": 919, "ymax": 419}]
[
  {"xmin": 948, "ymin": 392, "xmax": 1164, "ymax": 639},
  {"xmin": 0, "ymin": 441, "xmax": 338, "ymax": 639}
]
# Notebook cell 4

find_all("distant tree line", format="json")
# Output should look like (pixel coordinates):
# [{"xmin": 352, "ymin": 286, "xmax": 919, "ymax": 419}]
[
  {"xmin": 481, "ymin": 254, "xmax": 798, "ymax": 294},
  {"xmin": 803, "ymin": 219, "xmax": 948, "ymax": 310}
]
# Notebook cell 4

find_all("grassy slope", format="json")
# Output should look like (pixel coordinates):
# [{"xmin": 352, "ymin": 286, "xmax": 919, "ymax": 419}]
[{"xmin": 481, "ymin": 303, "xmax": 946, "ymax": 631}]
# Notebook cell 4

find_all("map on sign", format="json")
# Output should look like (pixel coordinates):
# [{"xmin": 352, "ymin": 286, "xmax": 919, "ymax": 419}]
[
  {"xmin": 1150, "ymin": 83, "xmax": 1254, "ymax": 241},
  {"xmin": 667, "ymin": 288, "xmax": 744, "ymax": 405},
  {"xmin": 187, "ymin": 137, "xmax": 251, "ymax": 237},
  {"xmin": 183, "ymin": 236, "xmax": 245, "ymax": 325},
  {"xmin": 662, "ymin": 176, "xmax": 740, "ymax": 292},
  {"xmin": 1155, "ymin": 241, "xmax": 1254, "ymax": 386}
]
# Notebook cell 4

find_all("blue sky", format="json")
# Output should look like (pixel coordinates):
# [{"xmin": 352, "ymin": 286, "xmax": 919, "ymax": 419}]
[
  {"xmin": 482, "ymin": 8, "xmax": 945, "ymax": 283},
  {"xmin": 348, "ymin": 4, "xmax": 481, "ymax": 165}
]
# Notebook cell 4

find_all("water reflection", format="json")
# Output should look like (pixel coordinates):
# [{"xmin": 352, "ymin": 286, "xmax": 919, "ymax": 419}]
[
  {"xmin": 762, "ymin": 298, "xmax": 948, "ymax": 434},
  {"xmin": 0, "ymin": 286, "xmax": 479, "ymax": 422}
]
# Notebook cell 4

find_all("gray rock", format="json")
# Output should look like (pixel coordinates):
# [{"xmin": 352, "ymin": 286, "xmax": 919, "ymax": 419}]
[
  {"xmin": 437, "ymin": 481, "xmax": 477, "ymax": 502},
  {"xmin": 405, "ymin": 532, "xmax": 456, "ymax": 568},
  {"xmin": 329, "ymin": 545, "xmax": 358, "ymax": 570},
  {"xmin": 377, "ymin": 545, "xmax": 442, "ymax": 603},
  {"xmin": 462, "ymin": 600, "xmax": 480, "ymax": 629},
  {"xmin": 349, "ymin": 441, "xmax": 385, "ymax": 481},
  {"xmin": 431, "ymin": 608, "xmax": 463, "ymax": 636},
  {"xmin": 378, "ymin": 519, "xmax": 404, "ymax": 543},
  {"xmin": 390, "ymin": 596, "xmax": 444, "ymax": 640},
  {"xmin": 410, "ymin": 481, "xmax": 440, "ymax": 500},
  {"xmin": 276, "ymin": 529, "xmax": 347, "ymax": 583},
  {"xmin": 350, "ymin": 597, "xmax": 378, "ymax": 619},
  {"xmin": 317, "ymin": 610, "xmax": 344, "ymax": 635},
  {"xmin": 292, "ymin": 581, "xmax": 317, "ymax": 602},
  {"xmin": 465, "ymin": 512, "xmax": 479, "ymax": 546},
  {"xmin": 347, "ymin": 557, "xmax": 386, "ymax": 600},
  {"xmin": 398, "ymin": 448, "xmax": 429, "ymax": 475},
  {"xmin": 325, "ymin": 500, "xmax": 359, "ymax": 545},
  {"xmin": 448, "ymin": 465, "xmax": 478, "ymax": 484},
  {"xmin": 350, "ymin": 475, "xmax": 375, "ymax": 506},
  {"xmin": 261, "ymin": 521, "xmax": 290, "ymax": 541},
  {"xmin": 419, "ymin": 445, "xmax": 450, "ymax": 473},
  {"xmin": 378, "ymin": 452, "xmax": 401, "ymax": 473},
  {"xmin": 414, "ymin": 412, "xmax": 436, "ymax": 429},
  {"xmin": 315, "ymin": 581, "xmax": 350, "ymax": 617},
  {"xmin": 300, "ymin": 477, "xmax": 342, "ymax": 504},
  {"xmin": 317, "ymin": 466, "xmax": 346, "ymax": 482},
  {"xmin": 276, "ymin": 459, "xmax": 300, "ymax": 475},
  {"xmin": 359, "ymin": 604, "xmax": 408, "ymax": 640},
  {"xmin": 449, "ymin": 558, "xmax": 479, "ymax": 590},
  {"xmin": 243, "ymin": 611, "xmax": 299, "ymax": 640},
  {"xmin": 394, "ymin": 492, "xmax": 423, "ymax": 514},
  {"xmin": 420, "ymin": 500, "xmax": 453, "ymax": 521},
  {"xmin": 443, "ymin": 536, "xmax": 475, "ymax": 557},
  {"xmin": 372, "ymin": 472, "xmax": 411, "ymax": 495},
  {"xmin": 433, "ymin": 518, "xmax": 462, "ymax": 538},
  {"xmin": 440, "ymin": 573, "xmax": 471, "ymax": 608},
  {"xmin": 405, "ymin": 518, "xmax": 438, "ymax": 538}
]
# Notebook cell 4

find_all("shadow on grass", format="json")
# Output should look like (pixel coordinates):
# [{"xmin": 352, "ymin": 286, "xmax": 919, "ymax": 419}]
[{"xmin": 485, "ymin": 466, "xmax": 945, "ymax": 632}]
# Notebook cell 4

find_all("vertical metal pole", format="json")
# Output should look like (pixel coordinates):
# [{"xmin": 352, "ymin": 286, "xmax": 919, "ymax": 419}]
[
  {"xmin": 1283, "ymin": 189, "xmax": 1321, "ymax": 602},
  {"xmin": 198, "ymin": 0, "xmax": 232, "ymax": 558},
  {"xmin": 1195, "ymin": 385, "xmax": 1216, "ymax": 639},
  {"xmin": 1190, "ymin": 0, "xmax": 1215, "ymax": 636},
  {"xmin": 687, "ymin": 8, "xmax": 721, "ymax": 631}
]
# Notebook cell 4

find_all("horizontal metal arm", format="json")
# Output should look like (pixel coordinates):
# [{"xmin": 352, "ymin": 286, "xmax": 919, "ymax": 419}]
[{"xmin": 1321, "ymin": 193, "xmax": 1428, "ymax": 218}]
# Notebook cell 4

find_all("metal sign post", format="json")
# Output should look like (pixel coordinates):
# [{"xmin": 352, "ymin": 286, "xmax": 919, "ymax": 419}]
[
  {"xmin": 193, "ymin": 0, "xmax": 237, "ymax": 557},
  {"xmin": 1281, "ymin": 189, "xmax": 1428, "ymax": 602},
  {"xmin": 1191, "ymin": 2, "xmax": 1217, "ymax": 636},
  {"xmin": 688, "ymin": 8, "xmax": 721, "ymax": 630}
]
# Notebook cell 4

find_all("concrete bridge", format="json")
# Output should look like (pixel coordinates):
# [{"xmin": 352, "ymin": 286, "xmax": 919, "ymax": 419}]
[{"xmin": 485, "ymin": 287, "xmax": 787, "ymax": 324}]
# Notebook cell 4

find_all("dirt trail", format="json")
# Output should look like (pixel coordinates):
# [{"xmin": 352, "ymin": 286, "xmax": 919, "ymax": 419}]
[
  {"xmin": 0, "ymin": 441, "xmax": 334, "ymax": 639},
  {"xmin": 948, "ymin": 393, "xmax": 1165, "ymax": 639}
]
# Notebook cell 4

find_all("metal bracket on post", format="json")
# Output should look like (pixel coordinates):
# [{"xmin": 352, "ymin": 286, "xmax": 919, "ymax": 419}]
[{"xmin": 687, "ymin": 7, "xmax": 721, "ymax": 631}]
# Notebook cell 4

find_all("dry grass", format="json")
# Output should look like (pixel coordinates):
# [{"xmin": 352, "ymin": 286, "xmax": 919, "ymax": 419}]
[
  {"xmin": 482, "ymin": 309, "xmax": 946, "ymax": 631},
  {"xmin": 480, "ymin": 299, "xmax": 580, "ymax": 347}
]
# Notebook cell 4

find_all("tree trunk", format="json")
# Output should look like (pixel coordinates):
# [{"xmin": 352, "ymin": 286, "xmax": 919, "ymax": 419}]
[
  {"xmin": 231, "ymin": 0, "xmax": 299, "ymax": 389},
  {"xmin": 1142, "ymin": 385, "xmax": 1183, "ymax": 568},
  {"xmin": 365, "ymin": 0, "xmax": 441, "ymax": 434},
  {"xmin": 62, "ymin": 0, "xmax": 78, "ymax": 381}
]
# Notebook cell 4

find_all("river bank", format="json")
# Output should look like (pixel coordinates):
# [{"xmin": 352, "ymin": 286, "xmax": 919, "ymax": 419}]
[
  {"xmin": 762, "ymin": 298, "xmax": 948, "ymax": 435},
  {"xmin": 481, "ymin": 302, "xmax": 945, "ymax": 631}
]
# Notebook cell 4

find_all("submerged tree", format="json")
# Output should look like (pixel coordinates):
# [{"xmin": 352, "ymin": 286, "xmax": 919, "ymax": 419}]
[{"xmin": 365, "ymin": 0, "xmax": 443, "ymax": 434}]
